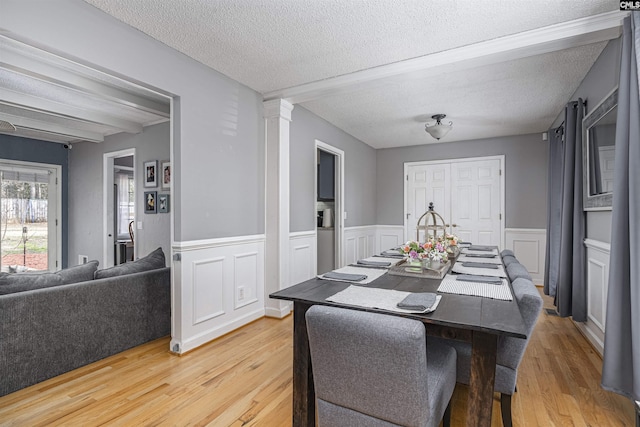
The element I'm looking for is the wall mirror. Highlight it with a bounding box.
[583,87,617,210]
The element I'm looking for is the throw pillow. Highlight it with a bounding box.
[0,271,64,295]
[56,260,99,284]
[94,247,166,279]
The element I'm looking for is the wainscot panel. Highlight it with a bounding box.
[344,226,377,266]
[505,228,547,284]
[171,235,265,354]
[289,230,317,285]
[577,238,611,356]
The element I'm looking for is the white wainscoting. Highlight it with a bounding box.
[171,235,265,354]
[504,228,546,284]
[289,231,317,286]
[376,225,406,253]
[576,239,610,356]
[343,225,405,266]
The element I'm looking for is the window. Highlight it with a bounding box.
[0,160,60,272]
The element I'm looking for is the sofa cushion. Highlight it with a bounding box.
[57,260,99,284]
[0,271,64,295]
[94,247,166,279]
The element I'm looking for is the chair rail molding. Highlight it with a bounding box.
[504,228,546,284]
[578,238,611,355]
[171,234,266,354]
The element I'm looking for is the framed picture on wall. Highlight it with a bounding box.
[158,193,170,213]
[144,160,157,188]
[144,191,157,214]
[161,161,171,190]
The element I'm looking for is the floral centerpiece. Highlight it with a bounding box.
[444,233,460,258]
[401,238,449,267]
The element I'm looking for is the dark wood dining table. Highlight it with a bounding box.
[270,258,527,427]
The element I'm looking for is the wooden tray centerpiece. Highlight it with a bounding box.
[388,258,450,279]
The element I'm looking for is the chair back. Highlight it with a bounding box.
[306,305,431,426]
[497,278,543,370]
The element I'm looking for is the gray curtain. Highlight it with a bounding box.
[544,127,564,297]
[602,15,640,403]
[554,99,586,320]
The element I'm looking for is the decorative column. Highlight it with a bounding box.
[264,99,294,318]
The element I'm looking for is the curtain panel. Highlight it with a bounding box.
[544,127,564,297]
[554,100,587,320]
[602,15,640,403]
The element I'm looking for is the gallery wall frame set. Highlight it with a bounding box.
[143,159,171,214]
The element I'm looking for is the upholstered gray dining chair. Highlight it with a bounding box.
[305,305,457,427]
[431,277,543,427]
[506,262,533,281]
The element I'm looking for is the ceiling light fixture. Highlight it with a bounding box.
[424,114,452,140]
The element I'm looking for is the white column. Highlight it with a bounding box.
[264,99,294,318]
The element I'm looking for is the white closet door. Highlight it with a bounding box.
[450,159,501,246]
[405,163,450,242]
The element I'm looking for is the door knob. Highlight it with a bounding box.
[452,224,458,227]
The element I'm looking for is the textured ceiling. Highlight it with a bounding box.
[80,0,622,148]
[1,1,623,147]
[301,42,608,148]
[83,0,618,93]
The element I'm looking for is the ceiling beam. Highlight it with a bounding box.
[264,11,628,104]
[0,44,170,117]
[0,88,144,134]
[0,112,104,143]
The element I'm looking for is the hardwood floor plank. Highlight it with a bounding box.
[0,290,634,426]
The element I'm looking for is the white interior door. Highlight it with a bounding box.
[405,163,450,241]
[405,156,503,247]
[450,159,502,246]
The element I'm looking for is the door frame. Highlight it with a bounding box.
[404,155,505,249]
[315,140,345,269]
[103,148,136,268]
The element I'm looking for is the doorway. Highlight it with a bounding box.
[315,140,344,273]
[103,148,136,268]
[0,159,61,272]
[404,155,505,248]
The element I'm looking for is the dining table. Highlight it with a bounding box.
[269,252,527,427]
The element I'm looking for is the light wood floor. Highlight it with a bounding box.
[0,290,634,426]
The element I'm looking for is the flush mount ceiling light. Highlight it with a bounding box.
[424,114,452,140]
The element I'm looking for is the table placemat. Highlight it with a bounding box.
[326,285,442,314]
[452,263,507,278]
[437,274,512,301]
[317,266,387,284]
[457,254,503,264]
[461,248,499,256]
[357,256,404,267]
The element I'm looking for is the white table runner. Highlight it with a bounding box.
[452,263,507,278]
[326,285,442,313]
[318,266,387,284]
[457,254,503,264]
[461,248,499,256]
[437,274,512,301]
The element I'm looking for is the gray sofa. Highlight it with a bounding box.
[0,248,170,397]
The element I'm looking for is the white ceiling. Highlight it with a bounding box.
[0,1,626,148]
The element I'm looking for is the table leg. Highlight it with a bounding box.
[467,331,498,427]
[292,302,315,426]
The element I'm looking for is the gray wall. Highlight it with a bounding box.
[551,38,621,244]
[68,123,171,265]
[3,0,264,241]
[376,133,548,229]
[0,135,69,267]
[290,106,377,232]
